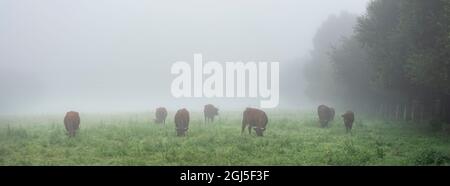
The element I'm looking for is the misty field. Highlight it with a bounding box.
[0,111,449,166]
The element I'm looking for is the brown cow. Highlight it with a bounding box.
[174,108,190,136]
[341,111,355,133]
[317,105,332,128]
[330,107,335,121]
[204,104,219,123]
[155,107,168,124]
[241,108,268,137]
[64,111,80,137]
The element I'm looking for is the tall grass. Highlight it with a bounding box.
[0,111,449,165]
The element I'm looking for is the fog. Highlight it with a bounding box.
[0,0,369,114]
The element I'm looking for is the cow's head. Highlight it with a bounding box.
[213,107,219,116]
[254,127,265,137]
[320,119,329,128]
[67,128,76,137]
[176,128,188,137]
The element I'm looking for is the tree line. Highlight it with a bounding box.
[304,0,450,124]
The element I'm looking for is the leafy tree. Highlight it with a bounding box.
[329,37,375,110]
[303,12,359,103]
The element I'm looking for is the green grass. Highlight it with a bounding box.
[0,111,449,166]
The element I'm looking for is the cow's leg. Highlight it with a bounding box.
[73,128,77,137]
[68,124,74,137]
[241,124,246,134]
[248,126,252,134]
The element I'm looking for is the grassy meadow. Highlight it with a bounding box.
[0,111,449,166]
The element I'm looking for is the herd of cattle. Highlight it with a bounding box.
[63,104,355,137]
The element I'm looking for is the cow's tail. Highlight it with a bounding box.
[262,113,268,131]
[67,122,74,137]
[241,117,246,134]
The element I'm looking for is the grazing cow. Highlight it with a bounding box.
[64,111,80,137]
[204,104,219,123]
[241,108,268,137]
[317,105,332,128]
[155,107,168,124]
[174,108,190,136]
[342,111,355,133]
[330,107,335,121]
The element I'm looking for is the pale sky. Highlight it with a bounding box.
[0,0,370,114]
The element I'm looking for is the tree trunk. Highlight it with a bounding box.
[420,103,424,122]
[403,104,408,121]
[379,104,384,119]
[395,104,400,120]
[411,100,416,122]
[435,99,441,118]
[386,104,392,120]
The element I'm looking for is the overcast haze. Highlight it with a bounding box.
[0,0,370,114]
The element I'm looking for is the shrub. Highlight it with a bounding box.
[442,124,450,135]
[429,119,443,132]
[414,149,450,166]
